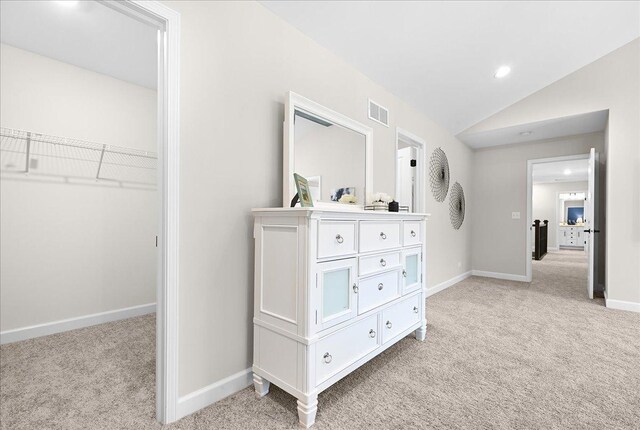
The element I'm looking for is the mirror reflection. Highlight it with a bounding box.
[293,110,366,204]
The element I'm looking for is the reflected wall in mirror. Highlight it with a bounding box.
[294,110,365,204]
[283,92,372,208]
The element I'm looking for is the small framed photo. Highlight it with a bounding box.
[294,173,314,207]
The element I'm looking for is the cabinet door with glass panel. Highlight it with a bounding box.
[316,258,358,330]
[401,248,422,294]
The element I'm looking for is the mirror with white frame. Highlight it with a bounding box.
[283,92,372,208]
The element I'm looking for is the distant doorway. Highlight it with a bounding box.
[395,128,425,213]
[527,151,602,300]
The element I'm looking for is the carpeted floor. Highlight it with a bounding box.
[2,250,639,429]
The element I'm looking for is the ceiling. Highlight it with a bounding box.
[458,110,608,149]
[533,159,589,184]
[261,1,640,134]
[0,1,157,89]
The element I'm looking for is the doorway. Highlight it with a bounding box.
[527,151,602,299]
[0,0,179,424]
[395,128,425,213]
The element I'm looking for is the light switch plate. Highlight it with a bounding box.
[512,212,521,219]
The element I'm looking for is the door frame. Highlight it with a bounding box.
[395,128,426,213]
[526,153,589,282]
[102,0,181,423]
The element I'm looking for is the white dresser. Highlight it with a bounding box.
[558,225,585,249]
[252,207,428,427]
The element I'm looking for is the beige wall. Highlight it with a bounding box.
[0,44,157,331]
[471,133,603,277]
[466,38,639,304]
[162,0,473,397]
[532,182,588,249]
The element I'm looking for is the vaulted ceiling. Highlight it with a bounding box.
[261,1,640,134]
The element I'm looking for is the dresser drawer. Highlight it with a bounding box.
[381,294,422,344]
[315,314,379,385]
[359,251,401,277]
[357,270,401,314]
[318,221,357,259]
[359,221,401,253]
[403,221,422,246]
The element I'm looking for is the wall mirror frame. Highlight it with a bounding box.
[283,91,373,209]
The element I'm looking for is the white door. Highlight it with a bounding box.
[585,148,599,299]
[397,147,415,212]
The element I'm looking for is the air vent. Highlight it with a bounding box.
[368,99,389,127]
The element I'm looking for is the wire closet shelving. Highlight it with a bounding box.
[0,127,157,187]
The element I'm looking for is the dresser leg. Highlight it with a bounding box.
[253,374,270,399]
[297,395,318,428]
[415,320,427,341]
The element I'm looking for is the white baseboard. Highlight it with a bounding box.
[605,298,640,313]
[0,303,156,345]
[176,368,253,420]
[426,271,472,298]
[471,270,529,282]
[547,247,559,251]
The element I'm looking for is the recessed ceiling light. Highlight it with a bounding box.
[564,169,572,175]
[55,1,79,7]
[519,131,532,136]
[494,65,511,79]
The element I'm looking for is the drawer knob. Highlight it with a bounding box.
[352,284,359,293]
[402,270,407,278]
[336,234,344,244]
[413,306,419,314]
[380,258,386,267]
[380,232,387,240]
[323,352,332,364]
[386,320,393,329]
[411,230,416,237]
[369,329,376,338]
[378,283,384,291]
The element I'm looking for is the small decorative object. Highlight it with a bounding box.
[371,192,392,211]
[429,147,450,202]
[330,187,355,202]
[338,194,358,204]
[449,181,465,230]
[388,200,399,212]
[293,173,314,208]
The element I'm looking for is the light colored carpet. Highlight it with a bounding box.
[2,250,639,429]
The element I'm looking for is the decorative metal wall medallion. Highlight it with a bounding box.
[428,147,450,202]
[449,182,465,230]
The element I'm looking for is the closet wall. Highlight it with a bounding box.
[0,44,157,335]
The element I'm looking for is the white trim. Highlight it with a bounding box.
[0,303,155,345]
[605,298,640,313]
[527,153,590,282]
[426,271,472,297]
[395,127,426,213]
[176,369,253,420]
[472,270,529,282]
[283,91,373,208]
[120,1,181,424]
